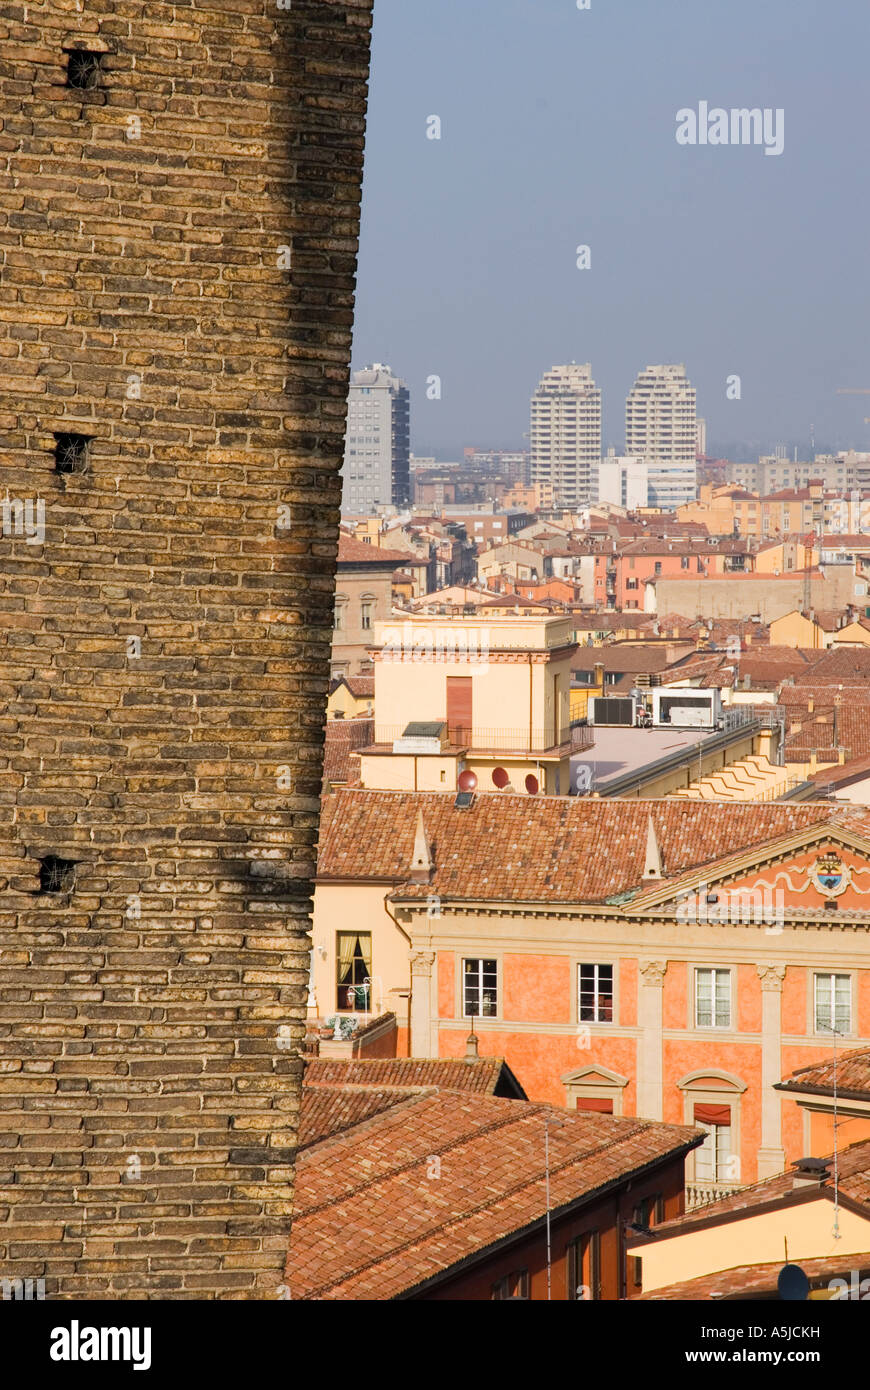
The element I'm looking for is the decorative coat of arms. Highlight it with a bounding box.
[811,852,851,898]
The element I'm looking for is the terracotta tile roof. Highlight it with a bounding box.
[286,1094,700,1299]
[299,1086,418,1149]
[573,644,691,675]
[573,612,657,631]
[785,706,870,760]
[793,647,870,683]
[649,1139,870,1235]
[639,1252,870,1300]
[317,791,846,904]
[303,1056,521,1096]
[476,593,552,610]
[343,676,374,698]
[809,752,870,787]
[775,1046,870,1100]
[337,534,414,566]
[322,717,373,788]
[780,684,870,708]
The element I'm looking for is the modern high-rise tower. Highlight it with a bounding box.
[530,364,602,508]
[625,364,698,508]
[342,364,411,514]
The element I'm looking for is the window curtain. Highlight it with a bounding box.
[694,1103,731,1126]
[337,934,358,984]
[337,934,371,984]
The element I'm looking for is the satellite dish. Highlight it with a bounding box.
[492,767,509,789]
[525,773,539,795]
[457,769,478,793]
[777,1264,810,1301]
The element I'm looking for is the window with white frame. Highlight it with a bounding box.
[814,973,851,1035]
[463,958,497,1018]
[578,964,613,1023]
[695,968,731,1029]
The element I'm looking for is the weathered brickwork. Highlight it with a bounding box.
[0,0,373,1297]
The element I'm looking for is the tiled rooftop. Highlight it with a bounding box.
[776,1046,870,1100]
[322,717,373,788]
[286,1093,700,1299]
[649,1138,870,1235]
[304,1055,520,1095]
[317,790,846,905]
[639,1252,870,1300]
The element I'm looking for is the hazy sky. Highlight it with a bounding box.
[350,0,870,460]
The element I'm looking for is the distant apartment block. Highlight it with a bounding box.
[342,364,411,514]
[625,364,698,508]
[530,364,602,509]
[726,453,865,495]
[598,454,650,509]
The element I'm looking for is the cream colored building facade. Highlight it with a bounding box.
[357,614,578,796]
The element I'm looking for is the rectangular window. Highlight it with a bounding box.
[814,973,851,1035]
[630,1195,664,1288]
[695,968,731,1029]
[578,963,613,1023]
[360,601,373,630]
[693,1105,733,1183]
[463,958,497,1018]
[336,932,372,1011]
[491,1269,528,1300]
[567,1230,600,1301]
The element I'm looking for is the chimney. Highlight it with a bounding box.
[791,1156,830,1189]
[465,1028,479,1059]
[593,662,605,691]
[808,695,814,714]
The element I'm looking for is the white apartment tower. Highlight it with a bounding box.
[530,363,602,508]
[625,364,698,508]
[342,364,411,515]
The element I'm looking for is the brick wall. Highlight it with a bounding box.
[0,0,373,1298]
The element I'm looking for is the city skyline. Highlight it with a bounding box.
[352,0,870,458]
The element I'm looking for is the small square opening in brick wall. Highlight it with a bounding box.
[66,50,104,90]
[38,856,77,894]
[53,433,90,474]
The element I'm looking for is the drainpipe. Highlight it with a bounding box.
[383,891,413,1057]
[529,653,534,755]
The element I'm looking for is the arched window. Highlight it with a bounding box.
[677,1070,746,1203]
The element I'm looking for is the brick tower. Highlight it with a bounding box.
[0,0,373,1297]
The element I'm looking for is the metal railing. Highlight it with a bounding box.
[376,723,577,754]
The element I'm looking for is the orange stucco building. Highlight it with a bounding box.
[313,792,870,1203]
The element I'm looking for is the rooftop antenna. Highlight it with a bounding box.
[827,1022,844,1240]
[542,1106,555,1301]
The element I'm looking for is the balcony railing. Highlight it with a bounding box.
[375,724,580,755]
[685,1180,745,1213]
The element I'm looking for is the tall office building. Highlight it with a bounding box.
[625,364,698,508]
[343,364,410,514]
[530,364,602,508]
